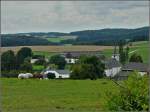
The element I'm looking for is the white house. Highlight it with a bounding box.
[104,58,122,77]
[43,70,70,79]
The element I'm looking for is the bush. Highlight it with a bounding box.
[1,70,26,78]
[16,47,32,66]
[49,55,66,69]
[70,56,105,79]
[47,73,56,79]
[129,53,143,63]
[106,72,149,111]
[20,61,33,72]
[32,55,45,59]
[1,50,17,71]
[70,64,97,80]
[33,65,44,71]
[34,58,46,65]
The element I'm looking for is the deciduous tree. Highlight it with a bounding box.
[49,55,66,69]
[1,50,16,71]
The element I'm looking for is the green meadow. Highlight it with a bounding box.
[33,51,57,59]
[33,65,45,71]
[129,41,149,63]
[1,78,118,112]
[47,36,77,43]
[33,41,149,63]
[103,41,149,63]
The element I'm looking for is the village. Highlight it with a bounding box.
[45,53,147,80]
[1,1,149,112]
[15,45,149,80]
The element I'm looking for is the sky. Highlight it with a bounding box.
[1,1,149,34]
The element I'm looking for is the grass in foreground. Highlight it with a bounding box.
[1,78,118,112]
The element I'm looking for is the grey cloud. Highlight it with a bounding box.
[1,1,149,34]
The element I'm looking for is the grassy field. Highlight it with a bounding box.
[128,41,149,63]
[1,78,118,112]
[103,41,149,63]
[46,36,77,43]
[1,41,148,62]
[33,51,57,59]
[33,65,45,71]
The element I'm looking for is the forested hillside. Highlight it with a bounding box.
[69,26,149,45]
[1,35,59,47]
[1,26,149,46]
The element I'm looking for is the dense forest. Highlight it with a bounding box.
[68,26,149,45]
[1,35,59,46]
[1,26,149,46]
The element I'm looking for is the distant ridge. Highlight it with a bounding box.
[1,26,149,46]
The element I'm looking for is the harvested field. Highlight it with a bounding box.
[1,45,113,53]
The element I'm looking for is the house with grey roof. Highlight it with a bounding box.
[114,62,149,80]
[104,58,122,77]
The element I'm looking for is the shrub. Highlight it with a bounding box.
[32,55,45,59]
[129,53,143,63]
[106,72,149,111]
[1,50,17,71]
[70,56,105,79]
[49,55,66,69]
[70,64,97,80]
[16,47,32,66]
[33,65,44,71]
[34,58,46,65]
[20,61,33,72]
[1,70,26,78]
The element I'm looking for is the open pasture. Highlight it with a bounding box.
[46,36,77,43]
[1,78,118,112]
[103,41,149,63]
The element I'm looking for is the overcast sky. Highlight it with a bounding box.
[1,1,149,34]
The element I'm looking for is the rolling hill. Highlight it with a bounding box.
[1,26,149,46]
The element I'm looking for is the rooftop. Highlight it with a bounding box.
[122,62,149,72]
[61,51,103,58]
[55,70,70,75]
[105,58,121,69]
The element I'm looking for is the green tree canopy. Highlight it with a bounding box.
[119,41,129,64]
[1,50,16,71]
[71,56,105,79]
[49,55,66,69]
[16,47,32,66]
[20,61,32,72]
[70,64,97,80]
[106,72,149,111]
[129,53,143,63]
